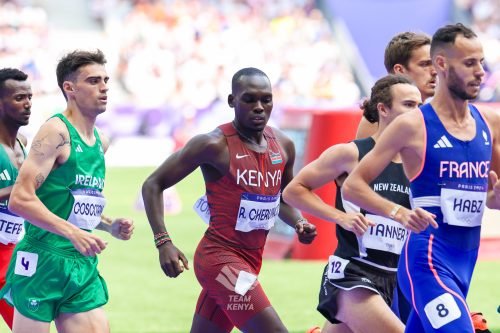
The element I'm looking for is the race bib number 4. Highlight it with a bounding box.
[235,193,280,232]
[68,188,106,230]
[14,251,38,277]
[440,183,486,227]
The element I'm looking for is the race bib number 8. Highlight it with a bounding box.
[235,193,280,232]
[424,293,461,329]
[440,183,486,227]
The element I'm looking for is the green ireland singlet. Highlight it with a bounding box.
[0,141,26,245]
[27,113,106,252]
[1,114,109,321]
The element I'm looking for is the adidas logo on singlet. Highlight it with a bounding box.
[75,144,83,153]
[433,135,453,148]
[0,169,11,181]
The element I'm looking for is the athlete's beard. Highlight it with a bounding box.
[447,66,478,101]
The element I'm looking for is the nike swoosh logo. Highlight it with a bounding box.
[236,153,250,159]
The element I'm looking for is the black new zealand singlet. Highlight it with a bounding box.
[334,137,410,272]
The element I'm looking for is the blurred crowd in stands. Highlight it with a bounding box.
[0,0,499,146]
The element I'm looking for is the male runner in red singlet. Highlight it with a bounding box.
[142,67,317,333]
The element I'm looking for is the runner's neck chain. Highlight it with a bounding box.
[232,121,266,148]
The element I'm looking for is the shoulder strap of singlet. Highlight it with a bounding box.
[352,137,375,161]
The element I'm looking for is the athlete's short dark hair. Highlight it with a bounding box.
[431,23,477,57]
[384,32,431,73]
[361,74,415,123]
[56,49,107,100]
[0,68,28,95]
[231,67,269,93]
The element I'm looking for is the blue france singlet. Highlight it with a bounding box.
[410,103,491,250]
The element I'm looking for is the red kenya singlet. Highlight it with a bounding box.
[204,123,285,254]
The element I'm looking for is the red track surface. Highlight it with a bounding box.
[478,238,500,261]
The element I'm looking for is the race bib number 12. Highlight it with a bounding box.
[327,255,349,280]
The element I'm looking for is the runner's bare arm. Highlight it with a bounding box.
[96,215,134,240]
[142,130,227,277]
[9,119,76,235]
[142,131,226,236]
[283,142,374,236]
[94,128,134,240]
[9,118,108,256]
[284,143,357,220]
[343,113,438,232]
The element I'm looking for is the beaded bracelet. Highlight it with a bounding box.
[155,237,172,248]
[154,231,170,241]
[154,231,172,248]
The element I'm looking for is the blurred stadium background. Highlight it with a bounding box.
[1,0,499,332]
